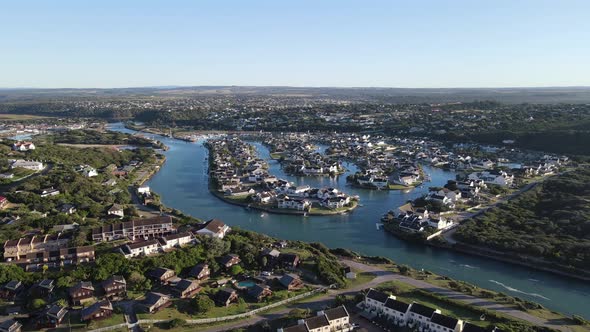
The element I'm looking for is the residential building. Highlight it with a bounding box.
[10,160,44,171]
[279,274,304,291]
[92,216,175,242]
[148,267,176,285]
[107,204,124,218]
[69,281,94,305]
[195,218,230,239]
[140,292,171,313]
[0,319,22,332]
[158,232,195,251]
[248,284,272,302]
[188,263,210,281]
[215,288,239,307]
[173,279,201,299]
[101,275,127,300]
[429,313,462,332]
[80,300,113,322]
[120,239,160,258]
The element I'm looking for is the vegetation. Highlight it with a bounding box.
[455,168,590,271]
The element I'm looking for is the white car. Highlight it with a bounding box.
[261,271,272,276]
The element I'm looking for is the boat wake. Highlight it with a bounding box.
[460,264,478,269]
[489,280,550,300]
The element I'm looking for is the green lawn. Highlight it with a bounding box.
[345,271,376,288]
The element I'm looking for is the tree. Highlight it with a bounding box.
[230,264,243,276]
[261,256,268,268]
[30,298,47,310]
[193,295,214,314]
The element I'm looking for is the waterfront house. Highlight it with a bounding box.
[0,319,22,332]
[80,300,113,322]
[215,288,239,307]
[429,312,462,332]
[279,274,304,291]
[173,279,201,299]
[196,218,230,239]
[277,196,311,211]
[189,263,211,281]
[149,267,176,285]
[68,281,94,305]
[408,303,441,326]
[101,275,127,300]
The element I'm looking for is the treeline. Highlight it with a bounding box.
[455,168,590,270]
[49,129,162,148]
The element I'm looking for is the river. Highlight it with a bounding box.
[109,123,590,318]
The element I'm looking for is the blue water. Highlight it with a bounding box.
[108,123,590,318]
[237,281,257,288]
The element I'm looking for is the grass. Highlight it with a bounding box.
[0,113,51,120]
[388,184,413,190]
[345,271,376,288]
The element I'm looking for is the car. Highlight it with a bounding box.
[261,271,272,276]
[351,323,360,328]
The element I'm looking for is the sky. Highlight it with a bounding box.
[1,0,590,89]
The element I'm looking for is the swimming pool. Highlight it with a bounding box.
[237,280,256,288]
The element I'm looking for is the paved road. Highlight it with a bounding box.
[203,260,583,332]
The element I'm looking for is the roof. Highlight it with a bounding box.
[69,281,94,294]
[216,288,237,303]
[282,324,308,332]
[200,218,227,234]
[305,315,330,330]
[46,304,68,320]
[81,300,112,319]
[279,274,299,288]
[149,267,175,279]
[102,275,126,287]
[175,279,198,291]
[248,284,270,298]
[324,305,349,320]
[0,319,21,331]
[384,298,410,313]
[189,263,209,276]
[366,288,390,303]
[409,302,437,318]
[430,313,459,329]
[143,292,169,306]
[126,239,159,250]
[462,323,487,332]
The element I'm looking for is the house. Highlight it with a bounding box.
[107,204,124,218]
[92,216,175,242]
[39,187,59,197]
[42,304,68,328]
[322,305,350,331]
[69,281,94,305]
[0,196,8,209]
[137,185,150,194]
[31,279,55,298]
[383,298,411,325]
[12,141,35,151]
[364,288,394,312]
[0,281,23,301]
[0,319,22,332]
[120,239,160,258]
[148,267,176,285]
[101,275,127,300]
[248,284,272,302]
[429,312,462,332]
[343,266,356,279]
[279,274,304,291]
[140,292,171,313]
[302,314,331,332]
[77,165,98,177]
[277,197,310,211]
[215,288,239,307]
[11,160,44,171]
[158,232,195,251]
[408,302,440,326]
[173,279,201,298]
[278,253,300,268]
[462,322,487,332]
[188,263,210,281]
[80,300,113,322]
[220,254,241,268]
[59,204,77,215]
[196,219,230,239]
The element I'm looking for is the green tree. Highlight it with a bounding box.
[230,264,243,276]
[193,295,215,314]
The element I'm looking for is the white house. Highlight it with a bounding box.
[121,239,161,258]
[158,232,195,251]
[427,217,453,230]
[408,303,441,327]
[277,197,310,211]
[77,165,98,177]
[429,312,462,332]
[10,160,44,171]
[196,219,230,239]
[383,298,411,325]
[364,288,395,313]
[137,185,150,194]
[13,141,35,151]
[107,204,125,218]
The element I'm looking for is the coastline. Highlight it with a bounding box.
[382,224,590,282]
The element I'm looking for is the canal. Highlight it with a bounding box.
[109,123,590,318]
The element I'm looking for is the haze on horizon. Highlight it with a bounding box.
[1,0,590,89]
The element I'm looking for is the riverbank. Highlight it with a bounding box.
[382,223,590,283]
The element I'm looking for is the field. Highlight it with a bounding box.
[0,113,51,120]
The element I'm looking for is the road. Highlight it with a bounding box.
[202,260,582,332]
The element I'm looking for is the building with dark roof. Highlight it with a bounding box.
[429,312,461,332]
[408,302,441,325]
[383,298,411,322]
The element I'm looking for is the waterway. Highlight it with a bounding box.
[108,123,590,318]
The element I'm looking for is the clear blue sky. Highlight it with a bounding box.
[1,0,589,88]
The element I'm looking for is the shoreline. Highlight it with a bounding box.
[382,224,590,283]
[210,189,359,216]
